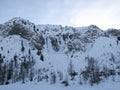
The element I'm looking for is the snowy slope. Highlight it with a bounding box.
[0,17,120,86]
[88,37,120,69]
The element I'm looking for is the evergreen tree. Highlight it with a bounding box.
[40,54,44,61]
[21,40,25,52]
[50,72,56,84]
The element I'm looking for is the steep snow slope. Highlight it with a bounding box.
[88,37,120,69]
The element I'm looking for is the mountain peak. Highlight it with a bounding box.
[3,17,34,28]
[88,24,100,30]
[9,17,28,22]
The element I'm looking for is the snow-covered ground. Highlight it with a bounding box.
[0,81,120,90]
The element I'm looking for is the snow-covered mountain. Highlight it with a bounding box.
[0,17,120,86]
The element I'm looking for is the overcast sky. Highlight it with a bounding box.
[0,0,120,29]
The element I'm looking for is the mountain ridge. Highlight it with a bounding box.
[0,17,120,85]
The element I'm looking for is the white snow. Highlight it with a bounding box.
[88,37,119,57]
